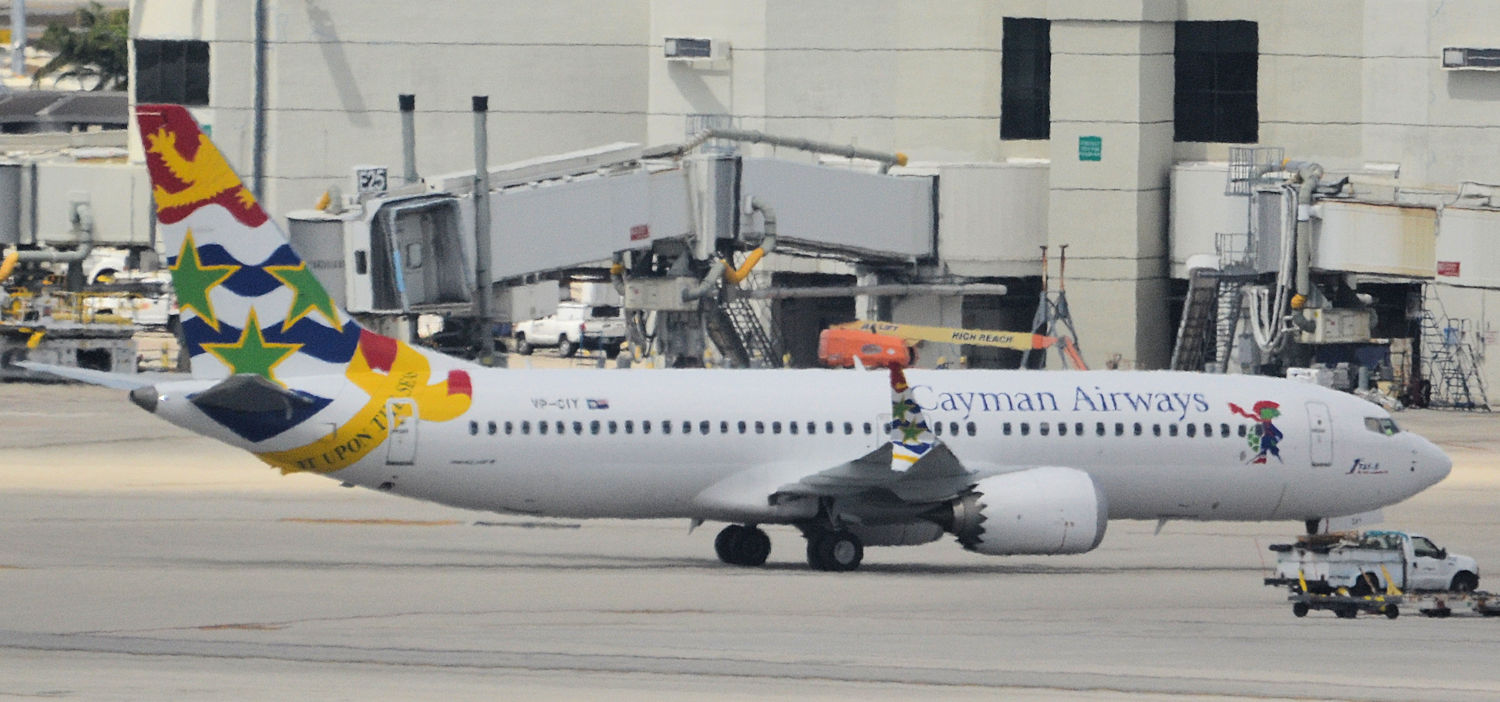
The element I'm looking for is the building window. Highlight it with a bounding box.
[1001,18,1050,140]
[135,39,210,106]
[1174,21,1258,143]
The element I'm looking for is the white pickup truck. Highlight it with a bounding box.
[1267,530,1479,595]
[512,302,627,357]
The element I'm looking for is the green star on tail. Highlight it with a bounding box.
[169,229,238,331]
[265,262,340,330]
[901,422,926,442]
[201,309,301,384]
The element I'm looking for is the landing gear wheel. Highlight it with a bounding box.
[806,530,863,572]
[714,524,771,566]
[558,337,576,357]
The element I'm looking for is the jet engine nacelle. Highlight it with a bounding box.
[945,466,1108,555]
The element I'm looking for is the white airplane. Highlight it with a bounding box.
[23,104,1453,572]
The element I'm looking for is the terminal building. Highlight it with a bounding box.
[14,1,1500,400]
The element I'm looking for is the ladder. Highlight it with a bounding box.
[708,297,782,368]
[1171,269,1252,372]
[1420,310,1490,410]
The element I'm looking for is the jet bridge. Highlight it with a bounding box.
[286,130,937,364]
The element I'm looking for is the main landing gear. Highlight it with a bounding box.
[803,527,863,572]
[714,524,771,566]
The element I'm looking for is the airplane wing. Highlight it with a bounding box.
[14,361,175,390]
[692,366,979,518]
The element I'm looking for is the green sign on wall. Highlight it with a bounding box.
[1078,135,1101,162]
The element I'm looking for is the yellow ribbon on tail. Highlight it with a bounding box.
[257,331,472,474]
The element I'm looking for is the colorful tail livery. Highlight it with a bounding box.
[135,104,474,472]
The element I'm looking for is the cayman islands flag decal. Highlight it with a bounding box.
[888,366,936,471]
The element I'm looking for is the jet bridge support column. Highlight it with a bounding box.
[472,96,496,364]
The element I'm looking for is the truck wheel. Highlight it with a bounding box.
[1383,604,1400,619]
[1334,606,1358,619]
[558,337,576,357]
[1292,602,1309,618]
[1451,572,1479,593]
[515,335,533,355]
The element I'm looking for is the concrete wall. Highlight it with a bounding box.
[132,0,651,218]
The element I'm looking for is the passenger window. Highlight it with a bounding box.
[1220,423,1229,437]
[469,421,478,435]
[572,421,582,435]
[843,422,854,435]
[487,421,496,435]
[1096,422,1105,437]
[505,421,514,435]
[789,422,798,435]
[702,421,711,435]
[738,420,747,434]
[1133,422,1142,436]
[1074,422,1084,436]
[1238,425,1247,437]
[933,422,943,436]
[1186,423,1196,438]
[719,421,728,434]
[755,421,765,434]
[1169,424,1179,437]
[808,421,817,435]
[1115,422,1124,437]
[539,421,549,435]
[825,421,835,434]
[608,420,618,435]
[1152,424,1161,437]
[522,420,531,435]
[1020,422,1030,436]
[863,422,873,435]
[1040,423,1051,437]
[663,421,672,435]
[1203,423,1212,438]
[643,421,652,434]
[624,420,634,434]
[1003,422,1013,436]
[1057,422,1067,437]
[590,420,600,435]
[772,421,782,435]
[967,422,977,437]
[682,421,692,434]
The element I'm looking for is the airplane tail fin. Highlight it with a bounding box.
[888,366,939,472]
[136,104,360,382]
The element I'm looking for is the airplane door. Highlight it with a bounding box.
[386,398,417,465]
[1305,401,1332,466]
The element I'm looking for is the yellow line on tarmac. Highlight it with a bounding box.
[278,518,462,527]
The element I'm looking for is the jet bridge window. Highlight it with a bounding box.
[1364,417,1400,435]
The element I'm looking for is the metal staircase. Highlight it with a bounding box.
[1171,269,1253,373]
[707,297,782,368]
[1420,308,1490,410]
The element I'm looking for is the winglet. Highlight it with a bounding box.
[888,366,938,472]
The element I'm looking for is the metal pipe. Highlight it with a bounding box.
[251,0,267,201]
[651,128,909,173]
[744,283,1008,300]
[10,0,25,79]
[399,94,418,184]
[722,197,777,284]
[471,96,496,363]
[1285,160,1323,332]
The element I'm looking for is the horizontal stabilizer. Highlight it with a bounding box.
[189,373,321,416]
[13,361,171,390]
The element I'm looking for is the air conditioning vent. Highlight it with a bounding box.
[1442,47,1500,70]
[664,37,727,62]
